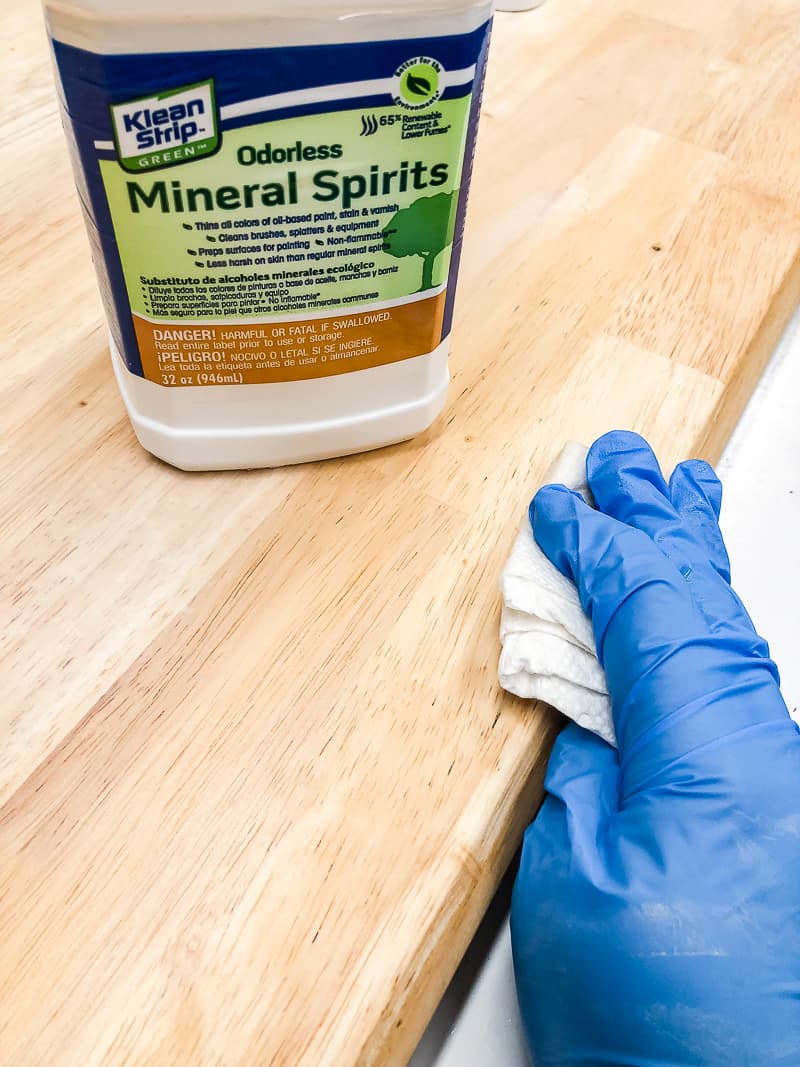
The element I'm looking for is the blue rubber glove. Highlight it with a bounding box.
[510,431,800,1066]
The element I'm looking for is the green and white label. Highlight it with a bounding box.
[55,20,492,387]
[101,98,471,321]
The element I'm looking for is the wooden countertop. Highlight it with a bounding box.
[3,2,800,1063]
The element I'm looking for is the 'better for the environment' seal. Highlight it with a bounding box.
[393,57,444,110]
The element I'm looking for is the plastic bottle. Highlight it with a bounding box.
[43,0,494,469]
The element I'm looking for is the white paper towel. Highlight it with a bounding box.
[498,443,615,746]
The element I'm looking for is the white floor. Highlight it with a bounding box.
[411,308,800,1067]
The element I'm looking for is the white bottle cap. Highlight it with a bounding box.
[495,0,546,10]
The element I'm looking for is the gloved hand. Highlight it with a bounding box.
[510,431,800,1067]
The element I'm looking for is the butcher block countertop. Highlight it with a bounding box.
[3,2,800,1064]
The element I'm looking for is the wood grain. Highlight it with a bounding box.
[3,2,800,1063]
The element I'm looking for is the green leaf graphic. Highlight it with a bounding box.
[406,74,432,97]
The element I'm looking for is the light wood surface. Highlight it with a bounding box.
[3,2,800,1064]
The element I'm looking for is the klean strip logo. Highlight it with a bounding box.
[110,79,219,173]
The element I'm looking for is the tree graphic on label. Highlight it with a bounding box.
[382,192,456,293]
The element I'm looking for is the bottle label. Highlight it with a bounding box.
[53,24,491,387]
